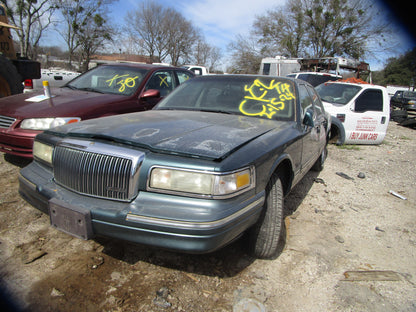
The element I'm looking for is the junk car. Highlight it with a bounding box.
[19,75,329,259]
[316,80,389,145]
[0,63,194,158]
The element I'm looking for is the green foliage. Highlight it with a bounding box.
[373,48,416,86]
[248,0,391,64]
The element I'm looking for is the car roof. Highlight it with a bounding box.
[193,74,295,81]
[95,63,185,71]
[291,71,342,77]
[319,80,387,90]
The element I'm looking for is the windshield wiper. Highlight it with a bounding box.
[197,109,233,114]
[64,85,78,90]
[77,87,105,94]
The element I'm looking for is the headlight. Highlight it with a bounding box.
[21,117,80,130]
[33,141,54,165]
[149,166,255,198]
[408,100,415,105]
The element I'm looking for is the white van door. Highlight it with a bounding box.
[344,88,389,144]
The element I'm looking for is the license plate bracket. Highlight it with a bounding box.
[49,198,93,240]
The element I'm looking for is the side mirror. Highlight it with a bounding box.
[350,101,355,111]
[303,110,315,127]
[141,89,160,99]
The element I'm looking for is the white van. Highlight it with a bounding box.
[315,81,390,145]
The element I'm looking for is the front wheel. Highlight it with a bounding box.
[247,174,286,259]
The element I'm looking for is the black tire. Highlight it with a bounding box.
[0,55,23,98]
[312,145,327,171]
[248,174,286,259]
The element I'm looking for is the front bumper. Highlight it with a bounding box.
[0,129,39,158]
[19,162,265,253]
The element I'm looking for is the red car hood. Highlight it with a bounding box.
[0,87,127,119]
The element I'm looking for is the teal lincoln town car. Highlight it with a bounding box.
[19,75,330,259]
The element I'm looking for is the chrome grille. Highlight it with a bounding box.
[0,115,16,128]
[53,139,144,201]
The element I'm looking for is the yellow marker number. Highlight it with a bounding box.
[106,74,139,93]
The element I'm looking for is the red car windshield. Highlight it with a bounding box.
[66,65,149,96]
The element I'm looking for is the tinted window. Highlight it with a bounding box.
[177,71,193,84]
[156,76,296,121]
[299,85,313,120]
[355,89,383,112]
[145,71,176,97]
[403,91,416,99]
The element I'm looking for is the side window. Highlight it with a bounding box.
[299,85,313,120]
[306,85,325,116]
[262,63,271,75]
[355,89,383,112]
[145,71,176,97]
[176,71,193,84]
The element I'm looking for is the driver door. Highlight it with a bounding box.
[344,88,388,144]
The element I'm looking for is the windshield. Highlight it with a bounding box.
[297,73,340,87]
[315,83,361,105]
[403,91,416,99]
[66,65,148,96]
[155,76,296,121]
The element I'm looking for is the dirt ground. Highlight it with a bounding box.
[0,121,415,312]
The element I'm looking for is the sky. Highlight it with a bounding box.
[113,0,286,49]
[41,0,415,71]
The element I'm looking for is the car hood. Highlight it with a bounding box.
[0,88,126,118]
[48,110,292,160]
[321,100,347,113]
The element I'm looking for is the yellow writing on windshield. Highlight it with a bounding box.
[239,79,295,119]
[106,74,139,92]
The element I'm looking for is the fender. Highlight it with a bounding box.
[330,117,346,145]
[268,153,295,196]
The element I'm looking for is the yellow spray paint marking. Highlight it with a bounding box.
[106,74,139,93]
[159,75,168,87]
[239,79,295,119]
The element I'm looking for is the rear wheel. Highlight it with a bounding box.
[248,174,286,259]
[312,145,327,171]
[0,56,23,97]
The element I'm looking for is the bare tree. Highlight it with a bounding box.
[253,0,305,58]
[1,0,56,58]
[191,40,222,71]
[125,0,200,65]
[126,1,166,62]
[165,9,199,66]
[55,0,113,68]
[227,34,262,74]
[78,13,113,71]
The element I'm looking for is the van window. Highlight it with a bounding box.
[355,89,383,112]
[262,63,271,75]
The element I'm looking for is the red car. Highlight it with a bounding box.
[0,63,194,158]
